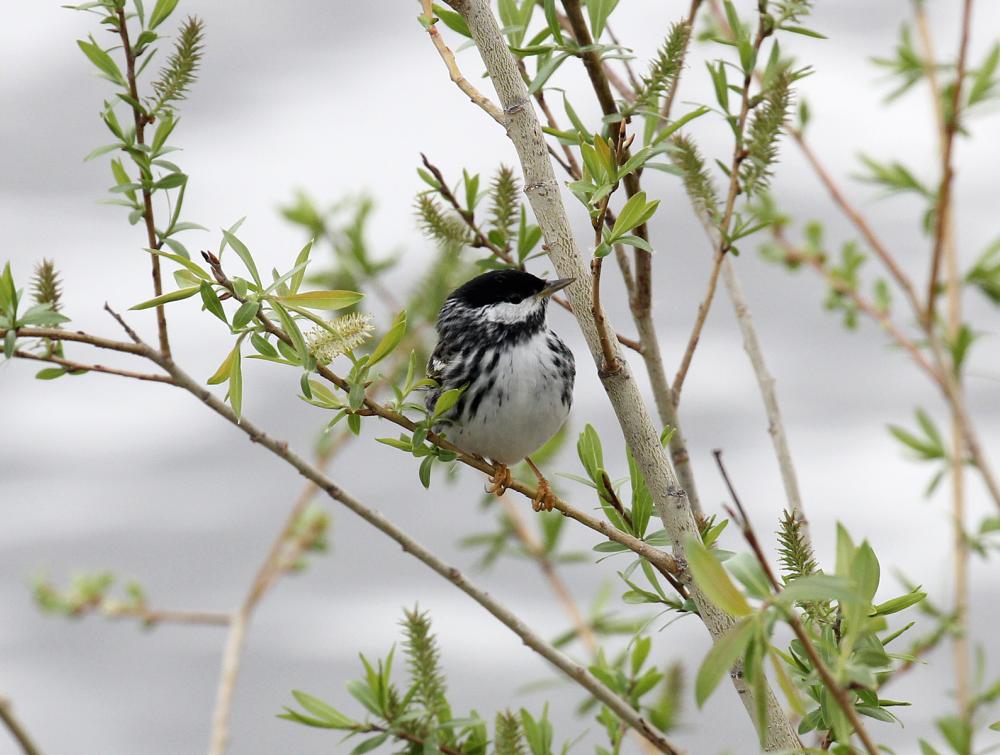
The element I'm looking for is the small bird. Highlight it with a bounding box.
[426,269,576,511]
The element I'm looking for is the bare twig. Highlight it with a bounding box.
[115,9,170,358]
[0,697,43,755]
[105,606,230,626]
[419,0,505,125]
[926,0,974,321]
[671,250,725,404]
[12,349,176,385]
[591,257,622,375]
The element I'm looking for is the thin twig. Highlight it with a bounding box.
[105,606,231,626]
[97,305,682,755]
[12,349,176,385]
[670,250,725,404]
[926,0,974,321]
[0,697,43,755]
[591,257,622,375]
[714,451,879,755]
[115,9,171,358]
[419,0,505,126]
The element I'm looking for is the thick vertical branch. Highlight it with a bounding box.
[115,9,171,358]
[443,1,801,748]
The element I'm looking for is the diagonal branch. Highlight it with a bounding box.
[12,349,176,385]
[0,696,42,755]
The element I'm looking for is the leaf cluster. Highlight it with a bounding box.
[280,607,566,755]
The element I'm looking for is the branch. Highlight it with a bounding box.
[419,0,505,125]
[0,696,43,755]
[209,437,346,755]
[440,1,800,748]
[105,606,230,626]
[97,309,682,755]
[926,0,974,321]
[670,250,725,404]
[115,9,171,358]
[12,349,176,385]
[673,11,770,399]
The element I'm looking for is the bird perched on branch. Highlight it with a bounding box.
[426,269,575,511]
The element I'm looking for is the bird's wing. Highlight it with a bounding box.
[423,337,456,414]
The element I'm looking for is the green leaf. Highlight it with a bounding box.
[207,344,238,385]
[433,387,465,417]
[148,0,180,29]
[778,574,858,606]
[873,589,926,616]
[275,290,364,311]
[272,302,308,362]
[148,248,210,280]
[696,617,754,706]
[289,239,313,294]
[35,367,67,380]
[587,0,620,40]
[851,542,880,602]
[684,536,752,616]
[77,37,126,86]
[609,192,658,241]
[290,691,355,729]
[199,282,227,324]
[153,173,187,190]
[432,3,471,37]
[368,310,407,366]
[418,455,435,488]
[3,329,15,360]
[229,346,243,418]
[725,552,772,600]
[350,733,389,755]
[129,286,199,310]
[232,299,260,330]
[221,230,262,287]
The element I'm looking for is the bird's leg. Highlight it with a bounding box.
[486,461,512,496]
[524,457,556,512]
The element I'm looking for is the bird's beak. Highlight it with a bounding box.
[536,277,575,299]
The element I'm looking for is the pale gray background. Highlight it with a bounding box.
[2,2,1000,754]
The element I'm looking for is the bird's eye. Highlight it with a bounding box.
[505,293,525,304]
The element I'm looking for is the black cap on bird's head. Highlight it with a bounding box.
[447,269,574,308]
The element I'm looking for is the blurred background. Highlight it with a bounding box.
[2,1,1000,753]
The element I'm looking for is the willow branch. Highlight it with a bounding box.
[670,251,725,404]
[12,349,176,385]
[926,0,974,321]
[106,606,230,626]
[115,9,170,358]
[0,697,42,755]
[419,0,504,125]
[772,235,942,387]
[441,1,800,748]
[96,308,681,755]
[913,0,972,718]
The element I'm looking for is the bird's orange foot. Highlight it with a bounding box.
[486,463,512,496]
[531,478,556,512]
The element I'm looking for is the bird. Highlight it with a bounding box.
[425,269,576,512]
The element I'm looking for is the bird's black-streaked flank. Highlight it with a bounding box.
[425,269,575,510]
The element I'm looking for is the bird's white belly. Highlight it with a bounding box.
[449,335,570,465]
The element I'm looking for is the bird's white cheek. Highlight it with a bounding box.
[483,300,541,324]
